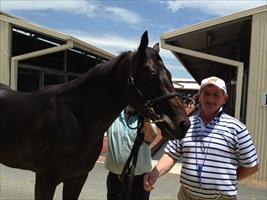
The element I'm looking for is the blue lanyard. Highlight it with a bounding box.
[195,124,214,188]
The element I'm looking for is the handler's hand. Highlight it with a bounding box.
[143,168,159,192]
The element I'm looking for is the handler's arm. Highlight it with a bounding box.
[237,164,259,181]
[144,153,175,191]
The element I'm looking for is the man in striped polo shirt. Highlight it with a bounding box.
[144,76,259,200]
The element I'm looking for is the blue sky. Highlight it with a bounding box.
[1,0,266,79]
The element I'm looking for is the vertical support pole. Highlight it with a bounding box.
[0,20,12,86]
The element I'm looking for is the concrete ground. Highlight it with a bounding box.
[0,157,266,200]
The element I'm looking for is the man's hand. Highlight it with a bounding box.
[143,168,159,191]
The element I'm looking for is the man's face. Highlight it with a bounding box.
[198,85,228,115]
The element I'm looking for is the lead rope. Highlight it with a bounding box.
[119,115,145,200]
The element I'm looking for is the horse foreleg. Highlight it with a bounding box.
[62,173,89,200]
[35,173,58,200]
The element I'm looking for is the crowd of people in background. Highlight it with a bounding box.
[182,93,198,108]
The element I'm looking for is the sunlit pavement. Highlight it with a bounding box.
[0,158,266,200]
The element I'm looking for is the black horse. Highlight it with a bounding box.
[0,31,190,199]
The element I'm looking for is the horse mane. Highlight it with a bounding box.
[39,51,132,96]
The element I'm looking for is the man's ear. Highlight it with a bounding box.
[223,95,229,104]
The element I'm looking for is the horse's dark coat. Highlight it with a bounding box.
[0,31,190,199]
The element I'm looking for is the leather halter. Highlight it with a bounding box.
[119,78,181,200]
[127,77,180,122]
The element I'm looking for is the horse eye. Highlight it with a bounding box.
[148,73,158,84]
[149,72,157,79]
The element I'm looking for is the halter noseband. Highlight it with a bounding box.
[127,77,180,123]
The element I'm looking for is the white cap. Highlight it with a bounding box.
[200,76,227,94]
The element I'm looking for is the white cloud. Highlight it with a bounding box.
[81,34,174,60]
[1,0,98,14]
[66,30,140,54]
[64,30,185,76]
[1,0,143,26]
[166,0,267,16]
[67,30,168,55]
[104,7,143,24]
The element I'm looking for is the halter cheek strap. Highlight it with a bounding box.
[127,77,180,123]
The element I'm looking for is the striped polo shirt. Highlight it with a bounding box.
[165,109,258,199]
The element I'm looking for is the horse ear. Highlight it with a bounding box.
[132,31,149,71]
[139,31,149,51]
[110,31,149,83]
[153,43,160,53]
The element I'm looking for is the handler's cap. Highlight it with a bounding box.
[200,76,227,95]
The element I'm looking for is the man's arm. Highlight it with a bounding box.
[237,164,259,181]
[143,153,175,191]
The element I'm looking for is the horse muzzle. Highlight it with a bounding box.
[155,114,190,140]
[126,79,190,139]
[142,97,190,140]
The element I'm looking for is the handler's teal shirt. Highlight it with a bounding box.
[104,111,152,175]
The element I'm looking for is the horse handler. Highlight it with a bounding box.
[105,105,158,200]
[144,76,259,200]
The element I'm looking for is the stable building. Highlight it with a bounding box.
[161,5,267,183]
[0,11,115,91]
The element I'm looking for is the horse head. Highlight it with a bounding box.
[125,31,190,140]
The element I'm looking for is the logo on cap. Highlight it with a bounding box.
[207,77,219,84]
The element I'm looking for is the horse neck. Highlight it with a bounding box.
[65,68,129,134]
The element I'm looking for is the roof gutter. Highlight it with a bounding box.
[10,40,74,89]
[161,5,267,40]
[69,36,115,60]
[161,40,244,119]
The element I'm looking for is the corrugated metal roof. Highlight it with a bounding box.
[161,5,267,41]
[160,5,266,84]
[0,11,115,60]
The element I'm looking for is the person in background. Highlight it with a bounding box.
[105,105,158,200]
[144,76,259,200]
